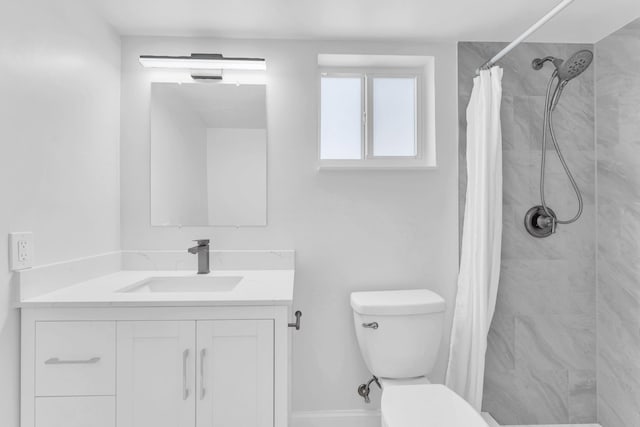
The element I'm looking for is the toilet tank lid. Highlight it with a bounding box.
[350,289,445,315]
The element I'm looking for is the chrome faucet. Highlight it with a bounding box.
[187,239,210,274]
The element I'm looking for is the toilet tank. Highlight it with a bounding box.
[351,289,446,379]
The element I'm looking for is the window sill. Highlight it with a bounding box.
[317,164,438,171]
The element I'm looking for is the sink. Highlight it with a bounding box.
[120,275,243,293]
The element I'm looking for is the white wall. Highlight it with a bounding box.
[120,37,458,413]
[0,1,121,425]
[151,85,209,225]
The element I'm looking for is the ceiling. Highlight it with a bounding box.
[90,0,640,44]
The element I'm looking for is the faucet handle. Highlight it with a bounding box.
[193,239,210,246]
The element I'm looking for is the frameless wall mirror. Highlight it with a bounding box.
[150,82,267,226]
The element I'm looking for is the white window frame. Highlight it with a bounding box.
[318,66,431,170]
[318,72,366,161]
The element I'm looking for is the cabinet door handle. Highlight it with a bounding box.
[45,357,101,365]
[182,349,190,400]
[200,348,207,400]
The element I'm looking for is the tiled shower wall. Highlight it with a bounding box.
[595,18,640,427]
[458,42,596,424]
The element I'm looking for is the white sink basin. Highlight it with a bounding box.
[120,275,243,293]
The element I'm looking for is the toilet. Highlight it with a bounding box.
[351,289,488,427]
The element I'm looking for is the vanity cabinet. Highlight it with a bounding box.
[21,307,289,427]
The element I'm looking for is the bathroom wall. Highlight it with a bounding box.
[595,17,640,427]
[0,1,121,426]
[458,42,596,424]
[120,37,459,420]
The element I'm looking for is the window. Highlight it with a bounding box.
[317,55,435,169]
[320,76,363,160]
[371,76,417,157]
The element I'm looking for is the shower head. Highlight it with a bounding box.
[555,50,593,82]
[532,50,593,82]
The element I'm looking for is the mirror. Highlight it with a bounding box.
[150,82,267,226]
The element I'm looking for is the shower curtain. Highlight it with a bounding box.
[445,66,503,410]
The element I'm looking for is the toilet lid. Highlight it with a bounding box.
[382,384,488,427]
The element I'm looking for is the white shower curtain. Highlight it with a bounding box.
[445,67,503,410]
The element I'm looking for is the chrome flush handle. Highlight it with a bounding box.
[362,322,379,329]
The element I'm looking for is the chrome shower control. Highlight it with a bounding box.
[524,205,557,238]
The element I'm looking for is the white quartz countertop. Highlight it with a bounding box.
[19,270,295,308]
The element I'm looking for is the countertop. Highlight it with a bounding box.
[19,270,295,308]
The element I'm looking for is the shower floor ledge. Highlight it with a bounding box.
[483,413,601,427]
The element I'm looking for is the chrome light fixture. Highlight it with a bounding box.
[139,53,266,81]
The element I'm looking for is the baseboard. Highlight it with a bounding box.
[291,410,381,427]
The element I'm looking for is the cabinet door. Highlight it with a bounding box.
[117,321,196,427]
[196,320,274,427]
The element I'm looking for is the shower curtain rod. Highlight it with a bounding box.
[476,0,576,73]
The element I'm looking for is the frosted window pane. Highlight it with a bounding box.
[372,77,416,157]
[320,77,362,160]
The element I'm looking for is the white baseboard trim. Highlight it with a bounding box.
[291,410,381,427]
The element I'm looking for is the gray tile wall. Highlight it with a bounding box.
[595,18,640,427]
[458,42,596,424]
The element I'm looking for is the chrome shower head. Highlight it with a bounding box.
[531,49,593,82]
[555,50,593,82]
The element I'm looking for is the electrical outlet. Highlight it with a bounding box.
[9,232,34,271]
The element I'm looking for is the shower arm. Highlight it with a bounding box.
[532,56,558,70]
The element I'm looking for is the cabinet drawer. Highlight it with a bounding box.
[35,321,116,396]
[35,396,115,427]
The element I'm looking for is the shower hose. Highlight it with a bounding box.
[538,70,584,225]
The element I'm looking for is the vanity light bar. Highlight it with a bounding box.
[139,53,266,71]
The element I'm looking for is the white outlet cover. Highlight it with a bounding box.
[9,232,34,271]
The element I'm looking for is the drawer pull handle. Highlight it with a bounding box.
[200,348,207,400]
[45,357,101,365]
[182,349,190,400]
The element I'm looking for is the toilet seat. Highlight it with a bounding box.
[381,384,488,427]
